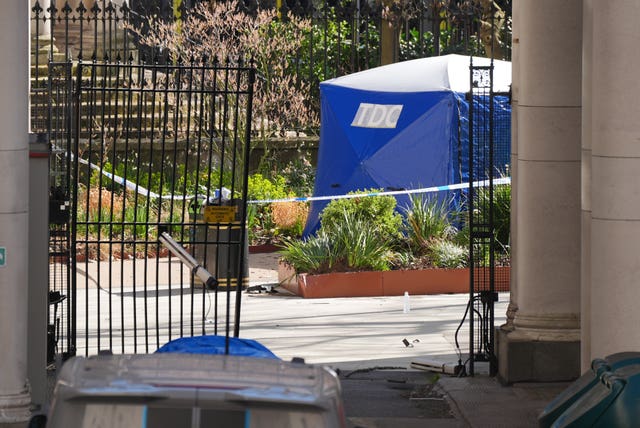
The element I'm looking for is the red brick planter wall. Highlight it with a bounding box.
[278,264,510,298]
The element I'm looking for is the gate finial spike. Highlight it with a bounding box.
[32,1,43,14]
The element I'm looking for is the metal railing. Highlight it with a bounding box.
[30,0,511,103]
[45,58,255,357]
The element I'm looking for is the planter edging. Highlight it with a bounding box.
[277,263,510,298]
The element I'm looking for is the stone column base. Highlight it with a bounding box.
[497,327,581,385]
[0,390,31,423]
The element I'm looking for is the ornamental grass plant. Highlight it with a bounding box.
[280,191,482,274]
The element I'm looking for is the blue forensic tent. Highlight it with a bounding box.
[304,54,512,235]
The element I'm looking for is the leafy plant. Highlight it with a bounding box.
[247,173,290,201]
[295,5,381,84]
[476,176,511,254]
[320,190,403,242]
[279,231,334,274]
[403,194,459,255]
[330,210,392,272]
[280,208,392,274]
[399,28,435,61]
[246,172,312,244]
[280,154,316,197]
[428,239,468,269]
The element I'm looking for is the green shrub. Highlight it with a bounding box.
[428,239,469,269]
[247,173,290,201]
[320,190,403,243]
[279,232,334,274]
[403,194,459,254]
[247,173,292,244]
[476,178,511,254]
[280,208,392,274]
[330,209,392,272]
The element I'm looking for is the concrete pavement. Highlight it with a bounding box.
[237,287,566,428]
[39,252,568,427]
[244,253,567,427]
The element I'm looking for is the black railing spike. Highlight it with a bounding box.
[120,1,130,15]
[128,52,135,63]
[90,2,100,15]
[115,52,122,63]
[290,0,305,16]
[32,1,43,15]
[236,0,248,14]
[105,1,116,15]
[280,0,290,21]
[76,1,86,15]
[160,1,172,20]
[177,1,188,16]
[47,2,58,17]
[62,1,72,15]
[91,51,97,62]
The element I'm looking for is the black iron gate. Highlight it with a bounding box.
[49,59,255,358]
[47,61,75,362]
[467,60,511,376]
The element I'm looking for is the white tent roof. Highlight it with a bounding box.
[322,54,511,93]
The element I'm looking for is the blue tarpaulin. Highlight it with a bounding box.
[304,54,511,235]
[156,335,280,359]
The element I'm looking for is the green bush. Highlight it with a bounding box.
[475,178,511,254]
[247,173,290,201]
[331,209,392,272]
[403,194,459,254]
[428,239,468,269]
[280,186,510,273]
[279,232,334,274]
[246,173,287,244]
[280,208,392,274]
[298,10,380,86]
[320,190,403,242]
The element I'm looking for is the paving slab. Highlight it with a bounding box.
[63,253,567,427]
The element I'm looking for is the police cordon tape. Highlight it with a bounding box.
[74,151,511,204]
[247,177,511,204]
[76,155,194,200]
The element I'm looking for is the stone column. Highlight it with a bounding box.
[498,0,582,383]
[580,0,593,372]
[589,1,640,359]
[0,0,32,422]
